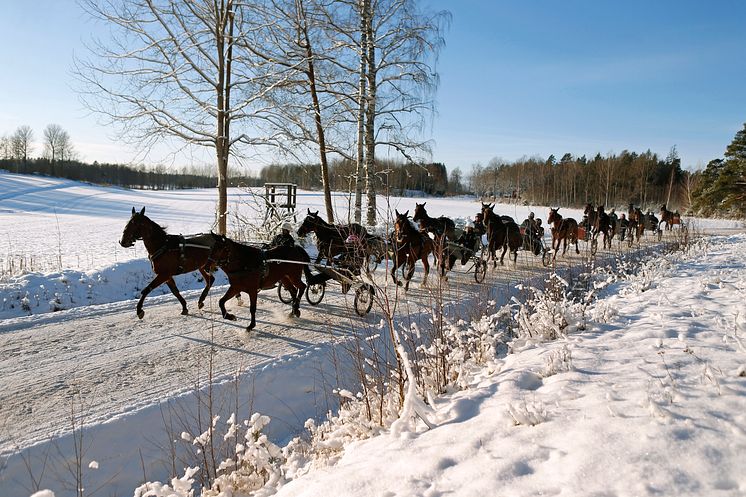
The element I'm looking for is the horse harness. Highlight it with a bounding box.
[149,234,214,273]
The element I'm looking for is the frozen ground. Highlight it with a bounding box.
[1,171,744,496]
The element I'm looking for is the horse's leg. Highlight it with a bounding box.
[247,289,258,332]
[165,278,189,315]
[391,250,404,287]
[136,273,169,319]
[420,250,430,288]
[287,273,305,318]
[197,266,215,309]
[499,244,507,265]
[219,285,241,321]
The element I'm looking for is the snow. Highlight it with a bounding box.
[1,170,745,497]
[271,235,746,497]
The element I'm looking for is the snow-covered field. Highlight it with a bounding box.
[1,170,745,497]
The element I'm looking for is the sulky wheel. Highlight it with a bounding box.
[474,258,487,283]
[277,284,294,304]
[305,282,326,306]
[354,284,374,316]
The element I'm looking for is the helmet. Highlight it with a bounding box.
[345,234,360,244]
[465,221,474,229]
[282,222,292,231]
[528,212,535,219]
[535,218,542,225]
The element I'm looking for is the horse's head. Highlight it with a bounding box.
[209,234,232,265]
[584,203,593,215]
[547,208,561,226]
[480,203,494,222]
[394,209,410,242]
[120,207,147,248]
[412,202,427,222]
[297,211,319,237]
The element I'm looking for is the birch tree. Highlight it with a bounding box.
[242,0,348,223]
[75,0,287,234]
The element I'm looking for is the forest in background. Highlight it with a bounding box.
[2,122,745,217]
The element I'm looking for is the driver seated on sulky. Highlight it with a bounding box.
[270,222,296,248]
[520,212,542,240]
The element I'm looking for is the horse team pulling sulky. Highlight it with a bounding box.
[120,201,683,331]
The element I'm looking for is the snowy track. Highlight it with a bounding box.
[0,241,648,456]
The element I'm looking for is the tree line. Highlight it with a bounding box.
[0,156,261,190]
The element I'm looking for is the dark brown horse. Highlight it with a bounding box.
[210,235,311,331]
[585,203,613,250]
[547,208,579,260]
[297,209,368,264]
[627,204,642,245]
[481,203,522,266]
[412,202,456,242]
[392,210,432,289]
[119,207,219,319]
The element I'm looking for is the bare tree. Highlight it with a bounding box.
[75,0,289,234]
[43,124,70,163]
[361,0,449,224]
[11,125,34,163]
[242,0,346,223]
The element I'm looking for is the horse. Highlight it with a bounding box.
[392,210,432,289]
[627,204,642,245]
[547,208,579,260]
[590,204,613,250]
[119,207,220,319]
[210,235,311,331]
[296,209,368,264]
[659,204,680,231]
[481,204,522,266]
[412,202,457,274]
[412,202,456,242]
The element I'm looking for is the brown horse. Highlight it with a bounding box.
[119,207,219,319]
[210,235,311,331]
[297,209,368,264]
[547,208,579,260]
[412,202,456,242]
[392,210,432,289]
[585,203,613,250]
[659,204,681,230]
[481,203,522,266]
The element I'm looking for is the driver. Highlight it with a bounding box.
[270,222,296,248]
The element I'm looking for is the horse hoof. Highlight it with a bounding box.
[181,309,188,316]
[247,323,255,332]
[224,313,237,321]
[137,310,144,319]
[197,301,204,310]
[293,308,301,318]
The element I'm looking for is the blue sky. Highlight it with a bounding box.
[1,0,745,173]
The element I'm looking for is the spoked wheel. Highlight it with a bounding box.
[305,282,326,306]
[277,284,294,304]
[474,258,487,283]
[354,283,374,316]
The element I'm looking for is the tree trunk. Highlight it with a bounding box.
[354,0,368,224]
[363,0,376,226]
[215,3,233,235]
[299,0,334,223]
